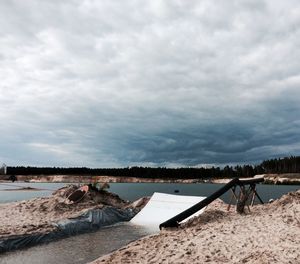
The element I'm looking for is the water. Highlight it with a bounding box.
[109,182,300,204]
[1,182,299,204]
[0,223,154,264]
[0,182,67,203]
[0,182,299,264]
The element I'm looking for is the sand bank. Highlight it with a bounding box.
[0,185,147,250]
[211,174,300,185]
[1,175,200,183]
[1,187,42,191]
[258,173,300,185]
[2,173,300,185]
[91,189,300,264]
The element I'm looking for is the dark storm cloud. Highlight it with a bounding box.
[0,0,300,167]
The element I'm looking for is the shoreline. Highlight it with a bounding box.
[1,173,300,185]
[1,187,43,191]
[0,175,201,184]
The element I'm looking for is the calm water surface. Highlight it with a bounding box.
[0,182,67,203]
[0,223,154,264]
[1,182,299,204]
[109,182,300,203]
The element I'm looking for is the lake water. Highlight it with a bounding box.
[0,222,154,264]
[1,181,299,204]
[0,182,66,203]
[0,182,299,264]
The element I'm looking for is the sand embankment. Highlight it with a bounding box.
[257,173,300,185]
[0,185,146,240]
[91,189,300,264]
[210,174,300,185]
[1,175,201,183]
[2,173,300,185]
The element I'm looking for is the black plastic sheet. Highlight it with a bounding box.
[0,207,136,253]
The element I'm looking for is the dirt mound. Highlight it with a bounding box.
[271,189,300,207]
[0,185,134,239]
[180,199,229,229]
[53,184,128,208]
[264,189,300,228]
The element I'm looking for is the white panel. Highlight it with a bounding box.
[130,192,206,231]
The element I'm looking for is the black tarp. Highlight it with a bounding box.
[0,207,136,253]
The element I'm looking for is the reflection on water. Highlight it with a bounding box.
[0,222,155,264]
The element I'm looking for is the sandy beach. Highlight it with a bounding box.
[91,189,300,264]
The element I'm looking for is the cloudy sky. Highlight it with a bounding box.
[0,0,300,168]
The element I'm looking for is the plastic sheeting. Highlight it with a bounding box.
[130,192,206,230]
[54,207,136,236]
[0,207,136,253]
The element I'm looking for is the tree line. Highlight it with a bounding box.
[6,156,300,179]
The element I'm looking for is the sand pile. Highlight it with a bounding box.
[271,189,300,208]
[92,189,300,264]
[0,185,135,239]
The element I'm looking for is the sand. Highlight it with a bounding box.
[3,175,200,183]
[0,185,140,239]
[91,189,300,264]
[3,173,300,185]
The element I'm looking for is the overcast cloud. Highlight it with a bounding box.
[0,0,300,167]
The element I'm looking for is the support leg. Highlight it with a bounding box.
[250,185,256,206]
[227,187,237,211]
[253,189,264,204]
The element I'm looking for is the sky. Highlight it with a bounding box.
[0,0,300,168]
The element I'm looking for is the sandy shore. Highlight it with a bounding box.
[2,173,300,184]
[1,175,201,183]
[91,189,300,264]
[1,187,43,191]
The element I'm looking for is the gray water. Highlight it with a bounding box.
[0,182,299,264]
[0,182,67,203]
[109,182,300,204]
[0,223,154,264]
[1,182,299,204]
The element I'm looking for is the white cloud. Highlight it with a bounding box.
[0,0,300,167]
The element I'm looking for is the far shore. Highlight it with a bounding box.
[1,187,43,191]
[1,173,300,185]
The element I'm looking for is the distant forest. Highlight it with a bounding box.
[6,156,300,179]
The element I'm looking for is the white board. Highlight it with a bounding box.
[130,192,206,231]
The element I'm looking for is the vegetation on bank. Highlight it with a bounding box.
[5,156,300,180]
